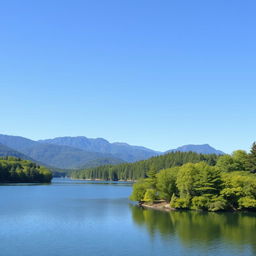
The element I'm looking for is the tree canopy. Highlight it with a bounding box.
[71,151,219,181]
[0,157,52,183]
[130,143,256,211]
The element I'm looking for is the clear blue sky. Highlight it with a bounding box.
[0,0,255,153]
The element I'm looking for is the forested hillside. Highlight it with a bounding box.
[130,143,256,211]
[0,157,52,183]
[71,151,219,180]
[0,143,33,160]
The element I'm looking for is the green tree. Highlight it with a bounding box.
[145,167,157,189]
[191,196,209,210]
[143,189,157,203]
[129,180,149,202]
[248,142,256,172]
[238,196,256,209]
[170,194,190,209]
[0,157,52,183]
[156,167,178,202]
[176,163,199,198]
[193,163,222,196]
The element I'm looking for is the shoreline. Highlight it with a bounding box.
[139,202,256,213]
[139,201,175,212]
[70,178,136,182]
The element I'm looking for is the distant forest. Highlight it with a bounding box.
[0,157,52,183]
[71,151,219,180]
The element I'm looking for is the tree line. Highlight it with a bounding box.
[0,157,52,183]
[71,151,219,180]
[130,143,256,211]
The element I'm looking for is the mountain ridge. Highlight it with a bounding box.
[0,134,225,170]
[167,144,224,155]
[39,136,159,162]
[0,135,124,169]
[0,143,34,160]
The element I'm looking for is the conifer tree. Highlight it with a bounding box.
[249,142,256,172]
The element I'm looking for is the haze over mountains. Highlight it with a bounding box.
[0,134,224,170]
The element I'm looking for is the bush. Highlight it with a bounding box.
[238,197,256,210]
[170,195,190,209]
[129,181,149,202]
[143,189,157,203]
[191,196,209,210]
[208,196,227,211]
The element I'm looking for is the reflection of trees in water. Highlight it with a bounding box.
[130,205,176,239]
[130,205,256,252]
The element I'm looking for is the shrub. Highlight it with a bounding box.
[143,189,157,203]
[208,196,227,211]
[238,197,256,210]
[191,196,209,210]
[170,195,190,209]
[129,181,149,202]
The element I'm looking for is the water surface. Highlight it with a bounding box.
[0,178,255,256]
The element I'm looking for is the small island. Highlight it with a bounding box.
[130,143,256,212]
[0,157,52,183]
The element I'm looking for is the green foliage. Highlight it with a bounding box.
[129,180,149,202]
[0,157,52,183]
[176,163,199,197]
[248,142,256,172]
[170,195,190,209]
[191,196,210,210]
[208,196,227,211]
[220,187,243,208]
[145,168,157,189]
[131,143,256,211]
[176,162,221,198]
[232,150,250,171]
[238,197,256,209]
[156,167,178,201]
[220,171,256,209]
[194,163,222,195]
[143,189,157,203]
[71,151,219,181]
[216,150,250,172]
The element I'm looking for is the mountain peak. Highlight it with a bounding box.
[167,144,224,155]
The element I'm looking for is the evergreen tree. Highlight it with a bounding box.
[248,142,256,172]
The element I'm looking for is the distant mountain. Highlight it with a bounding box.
[0,134,37,151]
[0,142,62,172]
[39,136,160,162]
[0,143,33,160]
[21,143,125,169]
[166,144,224,155]
[0,135,124,169]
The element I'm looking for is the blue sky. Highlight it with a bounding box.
[0,0,255,153]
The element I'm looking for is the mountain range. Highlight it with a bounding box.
[0,134,224,170]
[0,143,34,160]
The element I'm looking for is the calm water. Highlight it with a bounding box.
[0,178,255,256]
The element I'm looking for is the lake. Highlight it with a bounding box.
[0,178,255,256]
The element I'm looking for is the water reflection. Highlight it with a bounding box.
[130,206,256,253]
